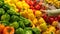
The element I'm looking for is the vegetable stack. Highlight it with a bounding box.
[0,0,41,34]
[0,0,60,34]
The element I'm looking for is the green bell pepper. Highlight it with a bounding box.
[1,13,10,21]
[24,29,33,34]
[9,21,19,29]
[0,8,5,16]
[15,28,24,34]
[32,27,41,34]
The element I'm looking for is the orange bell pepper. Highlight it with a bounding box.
[0,24,5,33]
[3,26,14,34]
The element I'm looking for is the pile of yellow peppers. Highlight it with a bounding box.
[4,0,60,34]
[4,0,30,12]
[45,0,60,8]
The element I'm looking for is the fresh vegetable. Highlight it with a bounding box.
[48,17,55,24]
[11,15,20,22]
[39,22,47,31]
[24,29,33,34]
[1,13,10,21]
[18,21,25,28]
[9,21,19,29]
[3,26,14,34]
[20,15,32,27]
[25,0,46,10]
[3,3,10,11]
[7,9,17,15]
[32,27,41,34]
[52,21,58,27]
[15,28,24,34]
[35,5,41,10]
[24,27,32,30]
[0,8,5,16]
[57,15,60,21]
[1,21,9,26]
[24,19,31,27]
[0,24,5,33]
[0,1,4,7]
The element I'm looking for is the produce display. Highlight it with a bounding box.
[0,0,60,34]
[45,0,60,9]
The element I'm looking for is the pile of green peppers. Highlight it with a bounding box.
[0,0,41,34]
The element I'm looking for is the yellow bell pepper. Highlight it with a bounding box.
[38,17,46,24]
[27,9,33,14]
[28,14,35,21]
[20,9,34,19]
[45,0,60,8]
[22,1,30,9]
[42,31,55,34]
[40,22,47,31]
[4,0,11,3]
[16,1,23,9]
[52,21,59,27]
[43,26,56,34]
[48,26,56,32]
[32,18,38,25]
[20,11,29,18]
[35,10,42,19]
[12,0,19,4]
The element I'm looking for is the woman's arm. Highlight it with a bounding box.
[41,9,60,16]
[46,9,60,16]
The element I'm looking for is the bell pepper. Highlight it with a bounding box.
[0,8,5,16]
[0,24,5,33]
[35,10,42,18]
[12,0,19,4]
[42,31,55,34]
[32,18,38,25]
[23,19,31,27]
[3,26,14,34]
[32,27,41,34]
[0,1,4,7]
[38,17,46,24]
[10,15,20,22]
[39,22,47,31]
[22,1,30,9]
[24,27,32,30]
[16,1,23,9]
[1,13,10,21]
[28,14,35,21]
[1,21,9,26]
[20,9,35,21]
[24,29,33,34]
[4,0,11,3]
[48,26,56,32]
[18,21,25,28]
[2,3,11,11]
[20,10,29,18]
[52,21,59,27]
[9,21,19,29]
[15,28,24,34]
[27,9,33,14]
